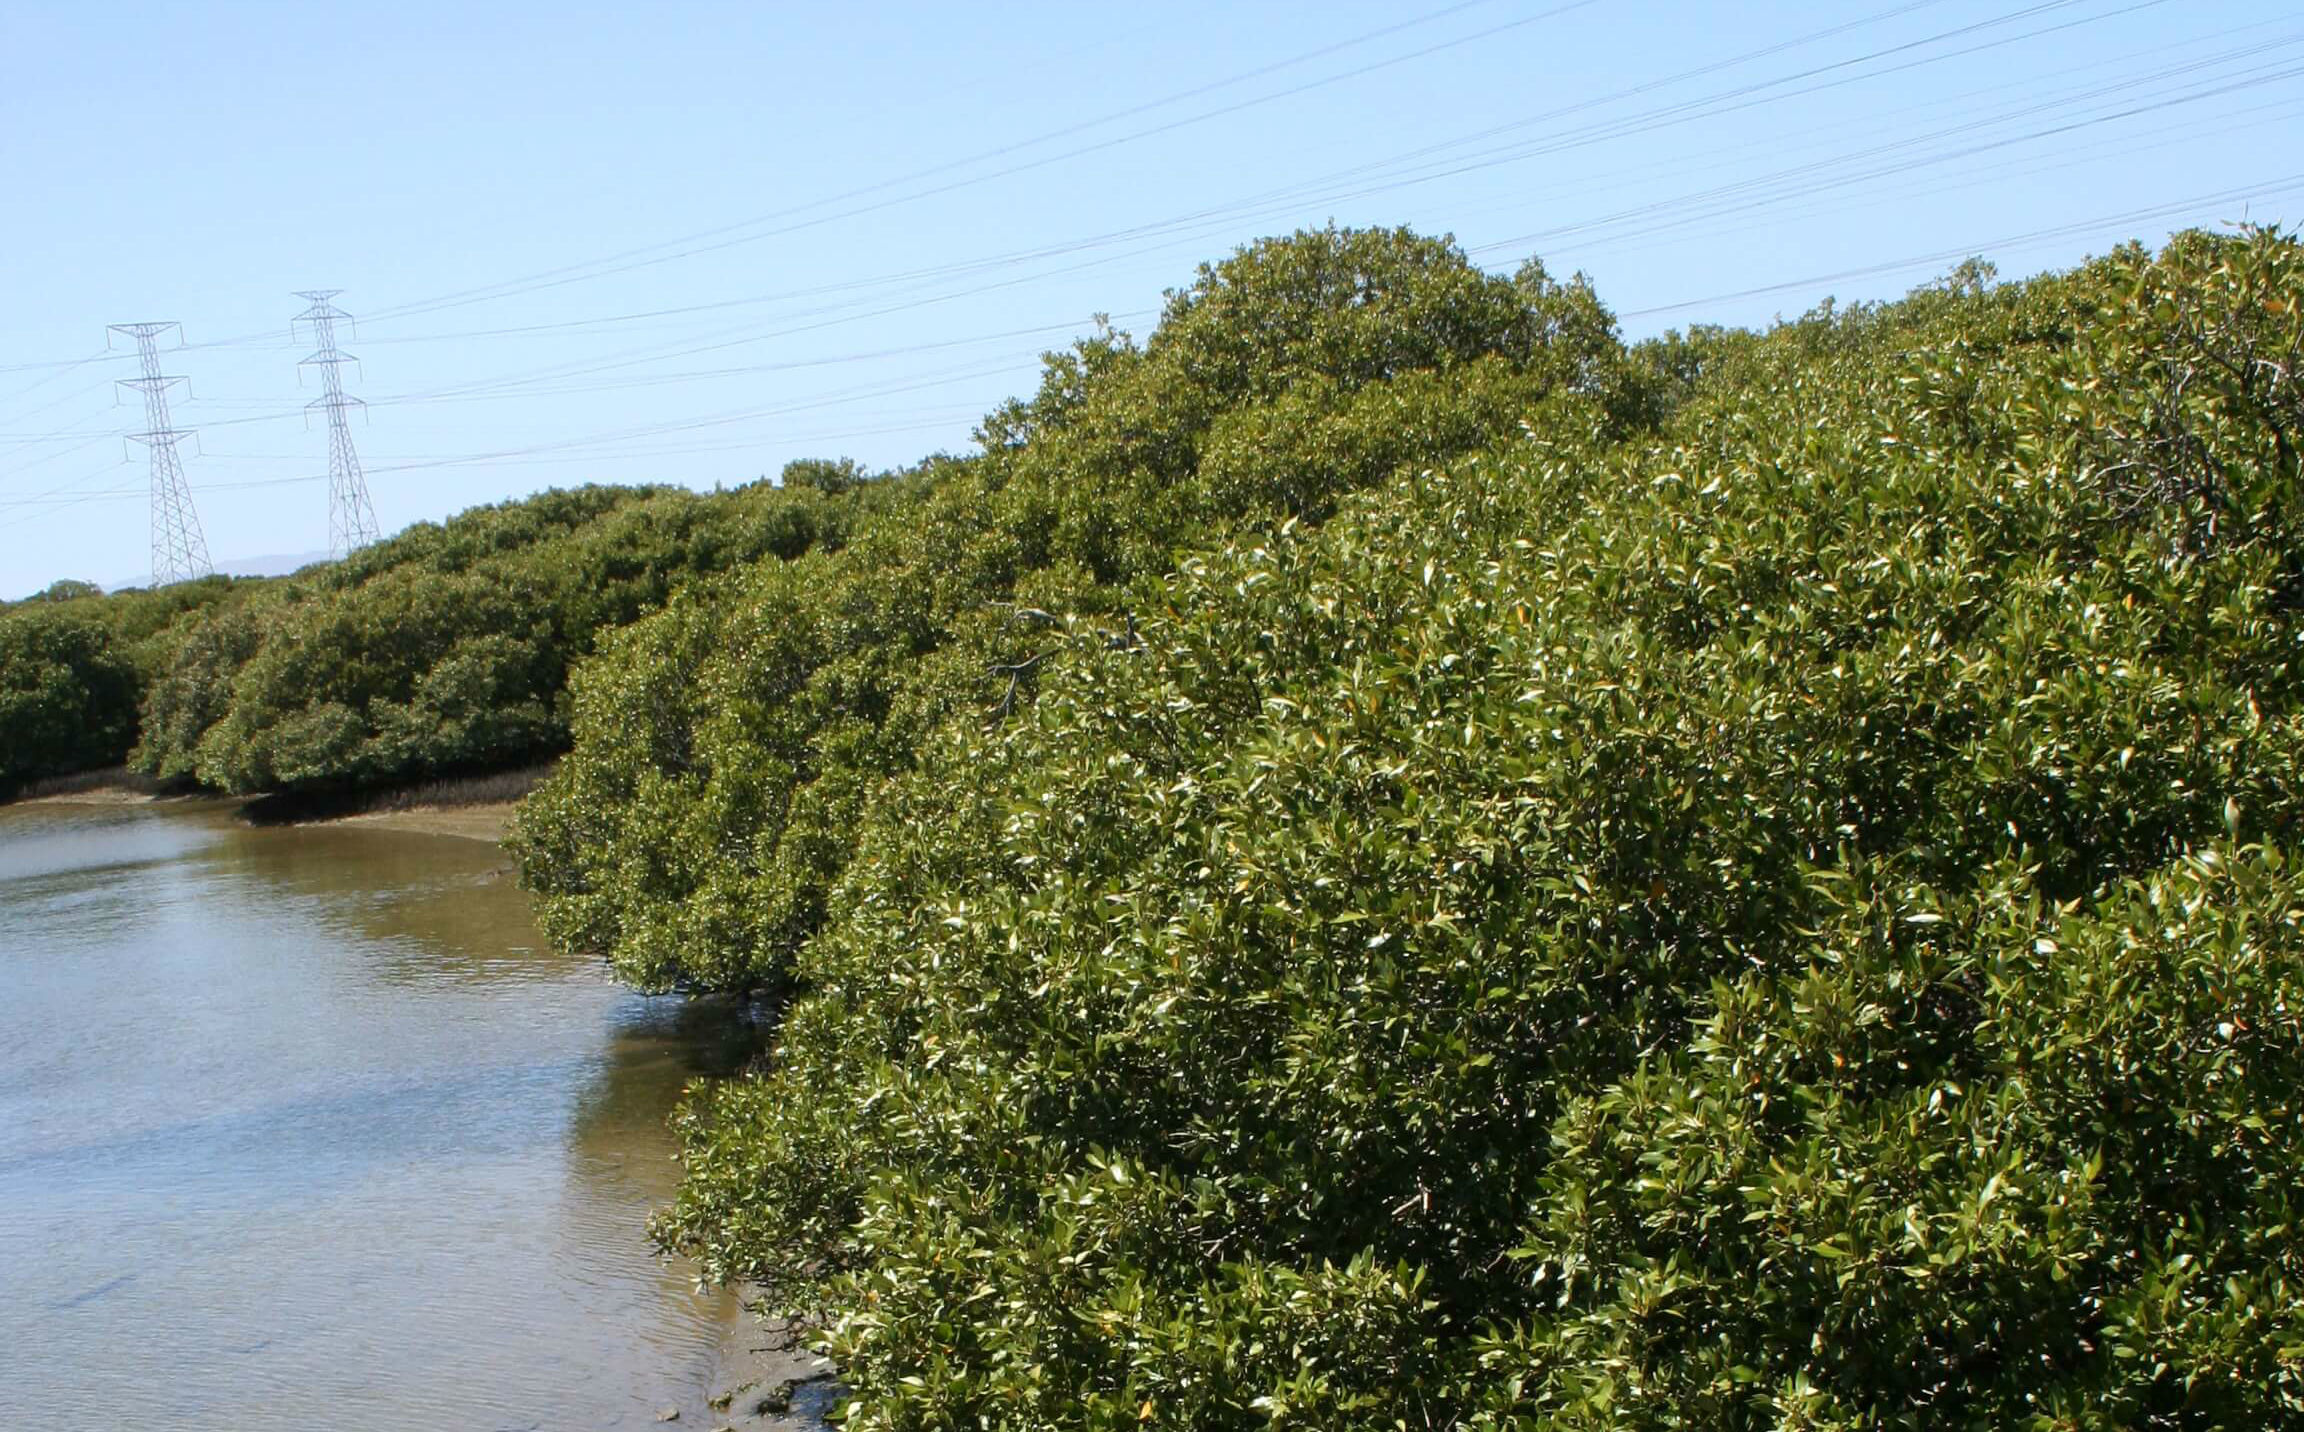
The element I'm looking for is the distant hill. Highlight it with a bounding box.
[102,550,332,592]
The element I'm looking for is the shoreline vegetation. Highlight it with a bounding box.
[3,225,2296,1426]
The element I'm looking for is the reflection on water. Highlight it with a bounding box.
[0,800,761,1431]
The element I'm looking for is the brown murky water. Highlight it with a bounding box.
[0,799,760,1430]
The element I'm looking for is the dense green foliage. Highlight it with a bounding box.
[613,229,2296,1427]
[4,220,2293,1426]
[0,575,241,794]
[0,465,878,799]
[125,475,866,792]
[510,227,1639,993]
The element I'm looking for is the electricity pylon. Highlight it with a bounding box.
[108,321,212,587]
[291,291,380,559]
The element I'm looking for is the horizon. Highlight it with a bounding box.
[3,0,2297,595]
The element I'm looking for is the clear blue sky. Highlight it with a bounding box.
[1,0,2295,595]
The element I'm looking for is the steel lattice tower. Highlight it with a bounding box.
[292,291,380,559]
[108,321,212,586]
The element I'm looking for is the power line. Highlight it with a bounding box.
[1467,41,2298,258]
[0,386,130,444]
[0,350,123,381]
[351,0,1595,326]
[363,0,2046,326]
[106,0,1940,372]
[20,175,2277,522]
[261,0,2195,377]
[107,322,211,585]
[162,29,2297,437]
[1,0,2285,566]
[293,292,381,558]
[1236,0,2173,227]
[131,0,1542,358]
[0,0,2169,387]
[10,13,2274,492]
[1425,12,2297,240]
[1529,94,2298,271]
[1615,177,2299,320]
[0,408,1001,508]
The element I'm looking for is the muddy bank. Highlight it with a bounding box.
[685,1299,843,1431]
[317,802,517,842]
[21,786,167,806]
[11,766,173,804]
[20,783,517,842]
[10,765,548,845]
[233,763,555,833]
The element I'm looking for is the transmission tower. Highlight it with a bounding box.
[291,291,380,559]
[108,321,212,587]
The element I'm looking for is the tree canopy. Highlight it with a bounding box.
[128,476,876,792]
[0,222,2292,1428]
[636,227,2298,1428]
[510,226,1643,994]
